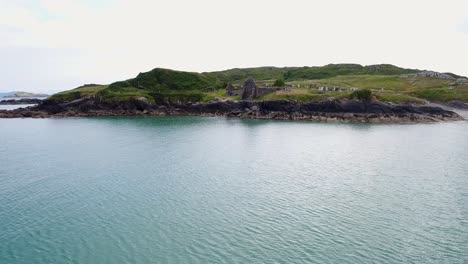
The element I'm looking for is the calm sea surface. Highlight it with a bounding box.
[1,116,467,263]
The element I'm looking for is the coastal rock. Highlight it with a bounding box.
[447,100,468,110]
[136,97,149,104]
[0,97,462,123]
[240,78,258,100]
[260,100,300,112]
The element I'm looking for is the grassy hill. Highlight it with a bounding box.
[207,64,418,83]
[49,64,468,104]
[49,84,107,102]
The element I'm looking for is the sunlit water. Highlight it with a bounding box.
[1,116,467,263]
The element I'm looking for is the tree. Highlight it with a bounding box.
[350,89,372,102]
[273,79,285,87]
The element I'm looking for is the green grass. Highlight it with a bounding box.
[96,86,155,103]
[96,87,234,104]
[281,75,460,103]
[282,64,417,81]
[109,68,224,91]
[374,92,425,104]
[286,75,451,92]
[203,89,241,102]
[210,64,417,83]
[49,84,107,102]
[257,88,351,102]
[409,86,468,102]
[48,66,468,104]
[209,67,287,83]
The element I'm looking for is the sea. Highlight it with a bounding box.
[0,116,467,263]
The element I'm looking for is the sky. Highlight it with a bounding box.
[1,0,467,94]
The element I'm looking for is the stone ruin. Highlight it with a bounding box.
[241,78,258,100]
[318,86,359,92]
[401,71,456,80]
[449,78,468,89]
[223,78,281,100]
[225,83,234,96]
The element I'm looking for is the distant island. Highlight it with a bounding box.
[1,64,466,122]
[0,98,44,105]
[4,91,49,98]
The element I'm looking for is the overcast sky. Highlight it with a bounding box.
[1,0,467,93]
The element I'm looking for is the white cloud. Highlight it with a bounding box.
[1,0,468,93]
[461,18,468,35]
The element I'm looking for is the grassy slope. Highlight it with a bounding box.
[99,68,226,104]
[209,64,418,83]
[255,74,468,103]
[49,65,468,104]
[49,84,107,101]
[209,67,289,83]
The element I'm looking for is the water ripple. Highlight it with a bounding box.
[0,116,467,263]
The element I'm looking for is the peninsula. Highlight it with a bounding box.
[3,91,49,98]
[1,64,466,122]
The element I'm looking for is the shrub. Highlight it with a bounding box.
[273,79,285,87]
[350,89,372,102]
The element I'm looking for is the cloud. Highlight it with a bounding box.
[0,46,85,93]
[461,19,468,35]
[1,0,468,93]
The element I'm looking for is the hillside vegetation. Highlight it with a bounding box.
[49,64,468,104]
[50,84,107,102]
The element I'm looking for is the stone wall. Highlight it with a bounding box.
[401,71,456,80]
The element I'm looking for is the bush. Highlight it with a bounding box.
[273,79,285,87]
[350,89,372,102]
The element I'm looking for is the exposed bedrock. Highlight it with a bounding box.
[1,97,461,123]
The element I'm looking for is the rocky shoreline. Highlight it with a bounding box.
[0,97,463,123]
[0,98,43,105]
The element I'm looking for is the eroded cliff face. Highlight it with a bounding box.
[0,97,463,123]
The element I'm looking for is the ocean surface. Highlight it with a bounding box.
[1,116,467,263]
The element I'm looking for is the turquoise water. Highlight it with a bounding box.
[1,116,467,263]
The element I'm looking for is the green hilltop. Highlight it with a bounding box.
[210,64,419,83]
[49,64,468,104]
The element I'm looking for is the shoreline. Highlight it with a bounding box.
[0,98,43,105]
[0,98,464,123]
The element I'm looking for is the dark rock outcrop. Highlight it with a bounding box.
[0,97,462,123]
[241,78,258,100]
[447,100,468,110]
